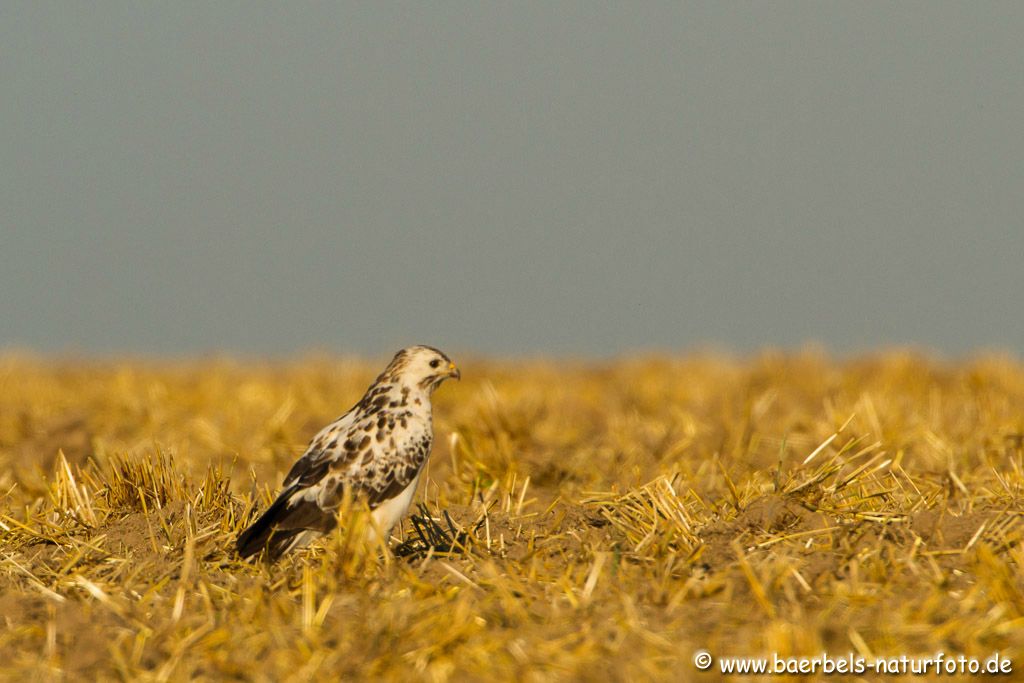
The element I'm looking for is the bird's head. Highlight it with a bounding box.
[385,345,460,393]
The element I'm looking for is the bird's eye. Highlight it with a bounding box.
[429,359,440,369]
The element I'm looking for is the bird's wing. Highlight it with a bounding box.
[282,409,433,507]
[281,409,359,488]
[236,419,363,560]
[235,481,338,560]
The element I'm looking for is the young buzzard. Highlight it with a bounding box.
[236,345,460,561]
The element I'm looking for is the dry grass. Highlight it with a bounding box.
[2,349,1024,681]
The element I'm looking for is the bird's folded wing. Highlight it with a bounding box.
[282,412,359,488]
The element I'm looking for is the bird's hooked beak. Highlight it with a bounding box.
[448,362,461,381]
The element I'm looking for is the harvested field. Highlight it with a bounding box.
[2,350,1024,680]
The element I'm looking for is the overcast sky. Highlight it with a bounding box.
[2,3,1021,358]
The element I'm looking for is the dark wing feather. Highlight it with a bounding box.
[283,453,332,489]
[235,485,337,561]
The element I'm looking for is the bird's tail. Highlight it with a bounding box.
[236,488,333,561]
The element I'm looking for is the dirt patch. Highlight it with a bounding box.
[910,509,993,548]
[734,494,825,534]
[697,493,829,569]
[102,499,188,557]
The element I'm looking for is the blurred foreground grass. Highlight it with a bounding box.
[2,350,1024,680]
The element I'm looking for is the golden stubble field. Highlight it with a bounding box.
[2,350,1024,681]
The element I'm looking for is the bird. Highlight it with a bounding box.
[236,345,460,561]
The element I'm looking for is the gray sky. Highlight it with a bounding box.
[2,2,1022,357]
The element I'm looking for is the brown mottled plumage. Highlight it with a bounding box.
[236,346,459,561]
